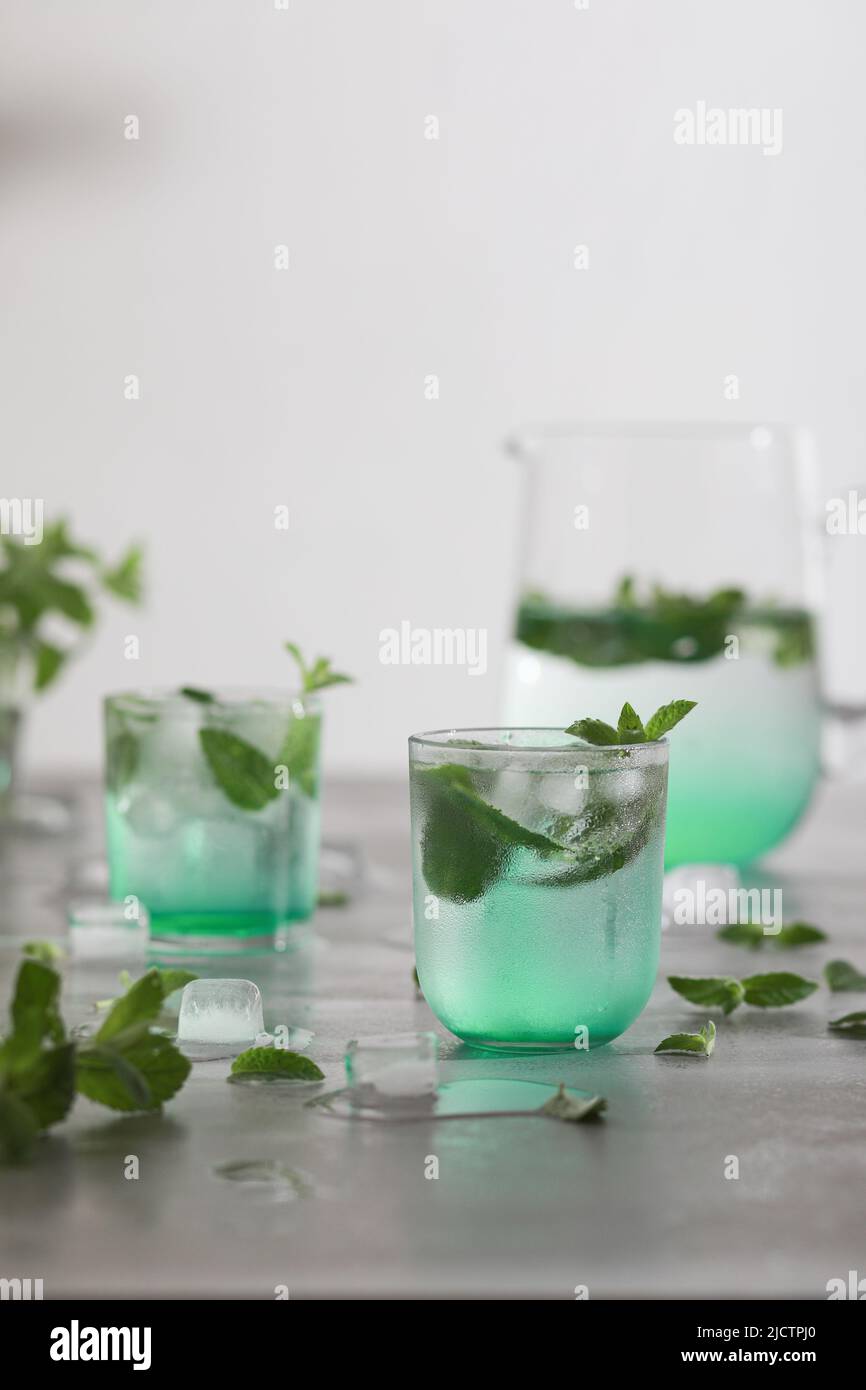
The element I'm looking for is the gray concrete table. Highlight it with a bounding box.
[1,776,865,1299]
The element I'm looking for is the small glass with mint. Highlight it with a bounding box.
[104,687,322,951]
[409,704,685,1050]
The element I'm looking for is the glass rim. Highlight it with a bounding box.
[505,420,809,456]
[408,727,669,759]
[105,686,320,716]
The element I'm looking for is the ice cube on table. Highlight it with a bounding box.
[177,979,264,1061]
[345,1032,438,1107]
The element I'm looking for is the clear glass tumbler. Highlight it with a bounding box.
[104,688,321,951]
[409,728,668,1050]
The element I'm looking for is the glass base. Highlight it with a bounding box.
[461,1037,591,1054]
[148,931,278,957]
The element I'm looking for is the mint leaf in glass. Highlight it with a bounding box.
[539,1083,606,1122]
[823,959,866,992]
[179,686,215,704]
[277,708,321,798]
[415,762,572,904]
[106,729,140,794]
[284,642,353,695]
[565,717,621,745]
[655,1020,716,1057]
[230,1048,324,1080]
[740,972,818,1007]
[199,728,280,811]
[828,1012,866,1039]
[668,976,745,1015]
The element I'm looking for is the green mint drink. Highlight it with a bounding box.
[409,730,669,1050]
[105,689,322,950]
[505,594,821,866]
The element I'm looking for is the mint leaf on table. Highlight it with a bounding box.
[643,699,698,741]
[655,1020,716,1058]
[284,642,353,695]
[199,728,280,811]
[668,976,746,1015]
[617,702,645,743]
[566,699,696,746]
[77,968,195,1111]
[230,1048,324,1080]
[317,890,348,908]
[415,762,572,903]
[0,960,75,1161]
[717,921,827,950]
[22,941,66,964]
[179,686,215,704]
[823,959,866,992]
[740,972,818,1007]
[539,1083,607,1123]
[277,708,322,798]
[828,1012,866,1039]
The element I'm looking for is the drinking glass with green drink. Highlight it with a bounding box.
[104,644,351,952]
[410,700,694,1051]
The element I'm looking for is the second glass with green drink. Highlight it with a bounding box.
[105,688,322,951]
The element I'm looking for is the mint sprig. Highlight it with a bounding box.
[669,971,818,1014]
[824,959,866,992]
[284,642,353,696]
[566,699,696,746]
[655,1020,716,1057]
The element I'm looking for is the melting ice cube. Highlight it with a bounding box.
[177,978,265,1060]
[345,1032,438,1107]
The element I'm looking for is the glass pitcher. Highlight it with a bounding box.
[502,423,847,868]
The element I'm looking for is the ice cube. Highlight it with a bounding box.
[122,790,179,838]
[177,978,264,1060]
[345,1032,438,1107]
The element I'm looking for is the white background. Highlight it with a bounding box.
[3,0,865,777]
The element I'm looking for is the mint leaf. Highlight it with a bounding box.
[415,763,571,904]
[828,1012,866,1039]
[539,1083,606,1122]
[199,728,279,811]
[564,718,620,746]
[740,972,818,1007]
[78,1033,189,1111]
[277,708,321,798]
[230,1048,324,1080]
[76,1045,152,1111]
[644,699,697,741]
[284,642,353,695]
[716,923,765,949]
[823,959,866,992]
[655,1020,716,1057]
[617,702,645,743]
[101,545,143,603]
[106,729,139,794]
[34,640,66,691]
[12,1042,76,1128]
[95,970,166,1044]
[317,890,348,907]
[0,1091,39,1162]
[717,920,827,950]
[179,686,215,704]
[668,976,745,1015]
